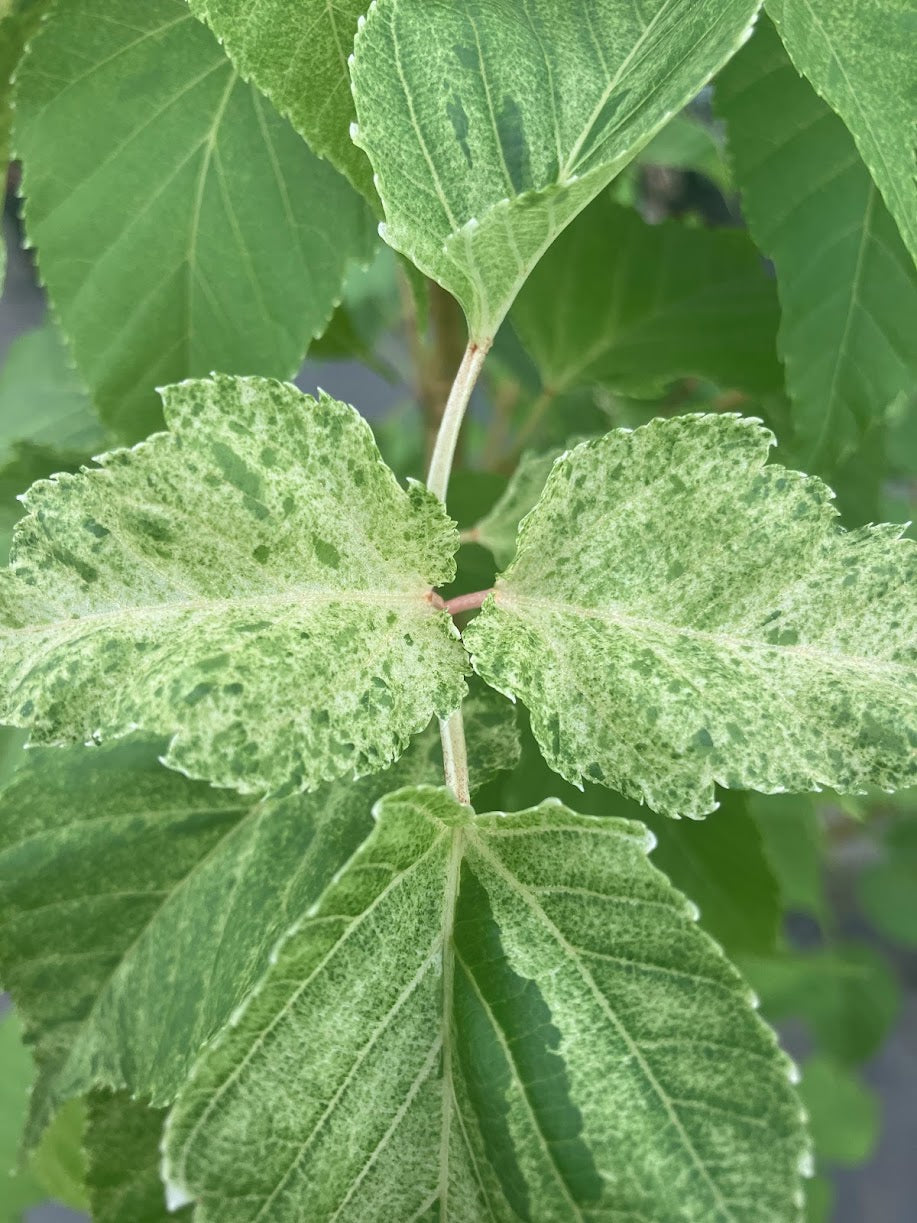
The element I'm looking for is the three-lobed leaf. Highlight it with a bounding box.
[350,0,763,341]
[0,375,467,794]
[717,17,917,479]
[511,193,783,399]
[13,0,376,440]
[465,413,917,817]
[164,786,807,1222]
[0,693,516,1142]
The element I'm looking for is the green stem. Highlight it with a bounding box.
[426,340,490,502]
[427,340,491,802]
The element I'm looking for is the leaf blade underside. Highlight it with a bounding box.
[350,0,763,339]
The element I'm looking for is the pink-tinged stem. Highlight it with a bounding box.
[443,589,492,617]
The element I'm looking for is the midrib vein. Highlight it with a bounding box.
[498,591,908,676]
[3,584,435,638]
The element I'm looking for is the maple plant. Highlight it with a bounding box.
[0,1,915,1221]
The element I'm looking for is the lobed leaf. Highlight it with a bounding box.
[464,413,917,817]
[0,694,515,1141]
[164,786,807,1222]
[187,0,377,203]
[766,0,917,269]
[717,18,917,478]
[350,0,763,340]
[511,194,783,399]
[13,0,376,440]
[0,375,467,794]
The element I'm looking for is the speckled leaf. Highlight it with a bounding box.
[766,0,917,268]
[13,0,376,440]
[187,0,376,204]
[717,18,917,477]
[0,375,467,795]
[350,0,763,341]
[164,787,807,1223]
[85,1095,189,1223]
[465,414,917,818]
[511,194,782,398]
[0,695,513,1142]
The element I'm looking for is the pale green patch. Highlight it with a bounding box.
[85,1095,189,1222]
[165,787,806,1222]
[511,194,782,398]
[0,375,467,794]
[0,694,514,1141]
[350,0,763,340]
[187,0,376,204]
[766,0,917,269]
[465,414,917,818]
[13,0,376,440]
[717,18,917,476]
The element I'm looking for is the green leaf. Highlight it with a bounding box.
[0,375,467,794]
[497,716,782,958]
[164,786,807,1222]
[471,446,563,570]
[0,1013,89,1217]
[858,815,917,946]
[26,1099,88,1213]
[742,945,900,1066]
[511,194,782,398]
[187,0,376,204]
[0,324,106,462]
[637,113,732,192]
[0,693,515,1140]
[464,413,917,818]
[85,1094,189,1222]
[0,0,45,286]
[798,1056,878,1168]
[766,0,917,269]
[350,0,763,341]
[748,794,826,919]
[0,1010,45,1221]
[0,322,108,560]
[642,793,780,956]
[717,18,917,477]
[13,0,376,441]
